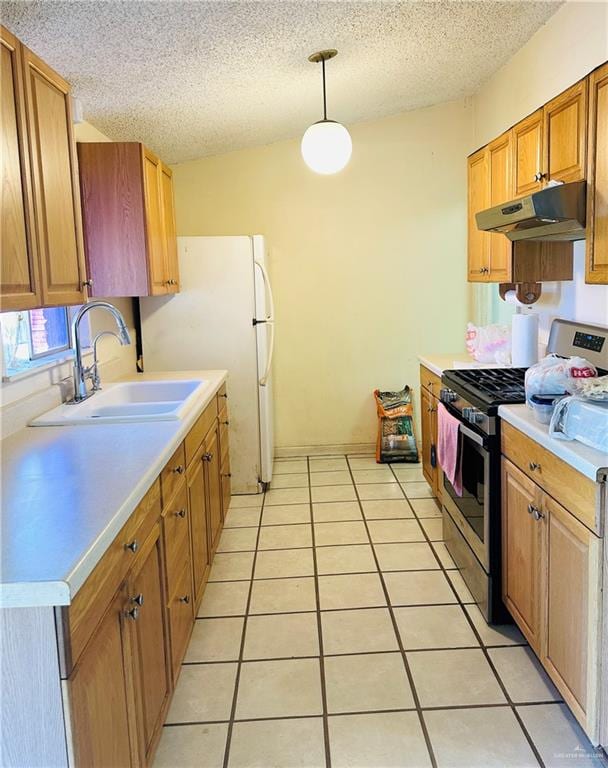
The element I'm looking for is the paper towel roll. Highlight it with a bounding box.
[512,313,539,367]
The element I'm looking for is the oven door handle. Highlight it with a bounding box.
[459,423,487,448]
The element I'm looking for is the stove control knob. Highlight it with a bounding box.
[463,407,483,424]
[440,388,458,403]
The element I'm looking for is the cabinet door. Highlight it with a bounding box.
[0,27,40,311]
[513,110,543,196]
[544,79,587,184]
[160,162,179,293]
[543,494,601,731]
[188,452,210,605]
[487,132,512,282]
[21,46,86,306]
[69,585,136,768]
[586,62,608,284]
[204,426,223,552]
[420,386,435,489]
[142,147,167,295]
[467,148,490,281]
[167,558,194,681]
[501,458,544,652]
[221,456,232,519]
[127,524,171,764]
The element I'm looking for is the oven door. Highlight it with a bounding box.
[442,422,491,571]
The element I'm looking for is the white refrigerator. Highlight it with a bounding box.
[139,235,274,494]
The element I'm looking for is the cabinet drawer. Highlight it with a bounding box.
[162,483,190,597]
[501,422,598,533]
[161,442,186,507]
[66,479,161,670]
[185,399,217,468]
[167,559,194,679]
[420,365,442,397]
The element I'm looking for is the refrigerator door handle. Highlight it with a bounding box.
[254,258,275,386]
[259,319,274,387]
[254,259,275,321]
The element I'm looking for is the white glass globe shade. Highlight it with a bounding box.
[301,120,352,174]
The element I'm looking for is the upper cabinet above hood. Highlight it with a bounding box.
[475,181,586,242]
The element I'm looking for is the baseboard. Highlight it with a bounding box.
[275,442,376,458]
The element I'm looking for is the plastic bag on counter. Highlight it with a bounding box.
[524,354,597,406]
[465,322,511,364]
[374,386,419,464]
[549,395,608,452]
[566,374,608,401]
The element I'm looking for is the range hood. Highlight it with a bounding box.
[475,180,586,242]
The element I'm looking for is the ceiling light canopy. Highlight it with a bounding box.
[301,49,352,175]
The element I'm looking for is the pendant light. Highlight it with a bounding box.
[301,49,352,175]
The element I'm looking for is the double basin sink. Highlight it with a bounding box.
[31,379,206,426]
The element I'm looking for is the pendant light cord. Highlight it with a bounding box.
[322,58,327,120]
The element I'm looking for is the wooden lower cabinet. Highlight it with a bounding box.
[204,425,223,553]
[419,366,441,502]
[167,558,194,681]
[188,449,211,606]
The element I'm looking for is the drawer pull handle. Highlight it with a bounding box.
[173,464,185,475]
[528,462,541,472]
[203,452,213,462]
[131,593,144,606]
[125,539,139,553]
[175,508,187,518]
[125,606,139,621]
[179,595,190,604]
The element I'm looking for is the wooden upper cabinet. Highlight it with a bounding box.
[467,148,490,281]
[78,141,179,297]
[513,109,544,197]
[0,27,40,310]
[487,131,513,282]
[586,61,608,284]
[544,79,587,184]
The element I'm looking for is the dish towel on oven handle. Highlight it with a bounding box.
[437,402,463,496]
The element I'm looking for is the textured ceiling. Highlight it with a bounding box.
[1,1,561,163]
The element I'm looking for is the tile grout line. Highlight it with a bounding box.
[345,454,439,768]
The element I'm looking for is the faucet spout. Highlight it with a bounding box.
[71,301,131,402]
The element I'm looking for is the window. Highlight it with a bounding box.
[1,306,91,378]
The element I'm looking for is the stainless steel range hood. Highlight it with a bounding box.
[475,180,586,242]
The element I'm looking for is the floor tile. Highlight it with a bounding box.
[228,717,326,768]
[401,481,434,499]
[243,612,319,659]
[314,520,368,546]
[318,572,386,609]
[395,605,479,649]
[313,501,362,523]
[311,485,357,503]
[254,548,314,578]
[348,456,383,469]
[424,707,539,768]
[315,544,377,575]
[273,459,308,474]
[374,542,439,571]
[209,552,255,581]
[154,723,229,768]
[385,570,457,606]
[408,498,442,518]
[166,663,238,723]
[261,503,310,526]
[310,470,353,486]
[361,499,414,519]
[269,472,309,489]
[408,649,506,707]
[329,711,431,768]
[217,527,258,552]
[229,494,263,509]
[249,576,316,614]
[419,517,444,541]
[235,658,322,719]
[265,487,310,506]
[488,646,561,703]
[185,617,244,662]
[517,703,606,767]
[324,652,414,714]
[446,569,475,603]
[197,581,250,617]
[223,508,261,528]
[357,483,405,500]
[310,457,348,472]
[322,608,398,654]
[464,604,526,646]
[352,468,396,484]
[367,519,425,543]
[257,523,312,550]
[392,465,425,482]
[431,541,457,569]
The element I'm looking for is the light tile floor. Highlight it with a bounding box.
[155,455,608,768]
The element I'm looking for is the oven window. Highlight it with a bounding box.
[444,434,487,545]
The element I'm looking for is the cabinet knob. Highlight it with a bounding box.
[125,606,139,621]
[179,595,190,604]
[219,393,228,399]
[427,405,436,413]
[202,452,213,462]
[223,472,232,478]
[172,464,185,475]
[131,593,144,606]
[174,508,186,518]
[82,278,94,288]
[527,504,544,521]
[528,462,541,472]
[534,172,547,182]
[222,420,230,426]
[125,539,139,553]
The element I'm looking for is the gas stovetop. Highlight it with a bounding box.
[442,367,527,413]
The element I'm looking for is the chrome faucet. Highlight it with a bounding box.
[71,301,131,402]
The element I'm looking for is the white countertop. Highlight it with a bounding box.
[0,370,227,609]
[499,404,608,483]
[418,354,511,378]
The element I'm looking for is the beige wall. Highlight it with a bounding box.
[172,100,472,449]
